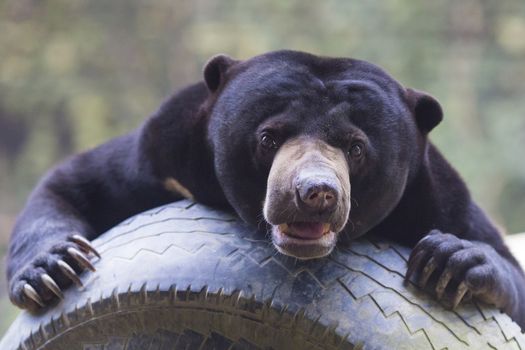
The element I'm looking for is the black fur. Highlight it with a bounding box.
[7,50,525,329]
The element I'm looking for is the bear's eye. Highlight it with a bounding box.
[260,133,278,150]
[349,142,364,159]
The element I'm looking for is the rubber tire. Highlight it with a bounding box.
[1,200,524,350]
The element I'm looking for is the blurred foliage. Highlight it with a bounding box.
[1,0,525,336]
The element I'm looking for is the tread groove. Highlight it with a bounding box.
[329,256,479,343]
[2,201,523,350]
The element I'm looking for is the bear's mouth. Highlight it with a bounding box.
[280,222,332,240]
[271,222,337,259]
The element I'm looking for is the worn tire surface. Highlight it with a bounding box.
[1,200,524,350]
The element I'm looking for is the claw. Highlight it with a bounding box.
[57,260,83,287]
[41,274,63,299]
[451,281,469,309]
[463,290,473,302]
[23,283,44,307]
[405,250,426,282]
[436,268,453,300]
[419,257,437,287]
[70,234,101,259]
[67,247,96,272]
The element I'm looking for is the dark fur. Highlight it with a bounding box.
[7,50,525,328]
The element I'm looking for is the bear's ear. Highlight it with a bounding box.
[405,88,443,133]
[203,54,237,92]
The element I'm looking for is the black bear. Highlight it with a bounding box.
[6,50,525,329]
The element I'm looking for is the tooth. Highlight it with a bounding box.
[322,223,331,233]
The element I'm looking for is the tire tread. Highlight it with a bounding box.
[1,201,523,350]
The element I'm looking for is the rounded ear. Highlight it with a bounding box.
[405,88,443,133]
[203,54,237,92]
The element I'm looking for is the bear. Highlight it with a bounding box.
[6,50,525,329]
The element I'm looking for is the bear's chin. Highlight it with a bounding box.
[271,224,337,260]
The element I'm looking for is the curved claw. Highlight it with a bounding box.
[23,283,44,307]
[57,260,83,287]
[405,250,426,282]
[67,247,96,272]
[70,234,101,259]
[436,268,453,300]
[419,257,437,287]
[41,274,63,299]
[451,281,469,309]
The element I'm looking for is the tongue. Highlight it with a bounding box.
[288,222,326,240]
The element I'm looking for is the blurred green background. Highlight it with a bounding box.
[1,0,525,335]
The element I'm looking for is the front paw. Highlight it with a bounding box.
[9,234,100,311]
[405,230,506,309]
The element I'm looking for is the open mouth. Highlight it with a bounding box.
[279,222,331,240]
[271,222,337,259]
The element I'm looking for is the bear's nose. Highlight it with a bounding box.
[295,178,338,213]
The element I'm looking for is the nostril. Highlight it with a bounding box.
[322,192,337,211]
[295,176,340,212]
[308,192,319,201]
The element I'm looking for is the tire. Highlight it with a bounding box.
[1,200,524,350]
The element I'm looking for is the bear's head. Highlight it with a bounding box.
[190,50,442,259]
